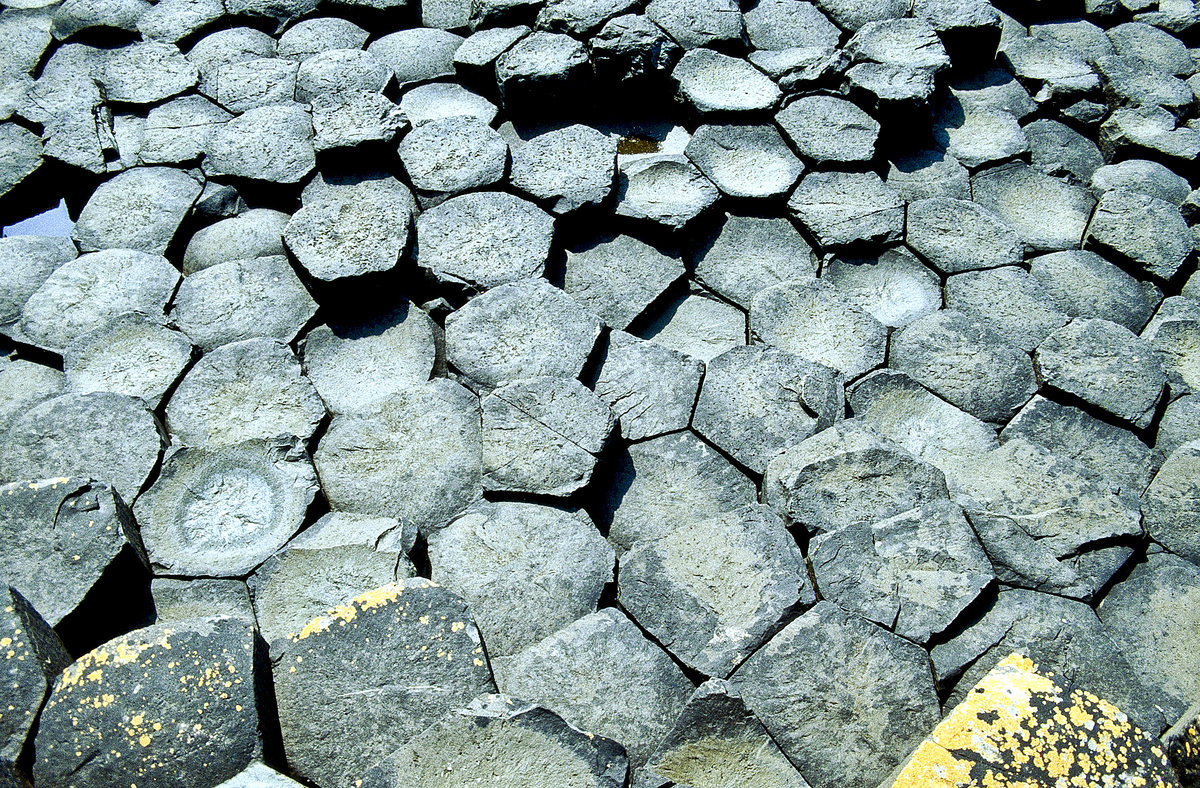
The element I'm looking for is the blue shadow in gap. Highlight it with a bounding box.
[2,199,73,238]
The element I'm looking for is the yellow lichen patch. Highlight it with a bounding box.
[890,653,1180,788]
[290,582,427,642]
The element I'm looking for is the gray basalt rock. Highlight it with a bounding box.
[776,95,879,164]
[693,345,843,474]
[813,0,906,31]
[1026,119,1105,185]
[823,248,942,329]
[140,96,232,165]
[295,49,391,103]
[445,279,601,387]
[672,49,779,114]
[212,58,298,114]
[1029,19,1112,62]
[1100,106,1200,162]
[214,763,307,788]
[811,501,994,644]
[693,215,817,311]
[417,192,553,289]
[51,0,150,39]
[1035,318,1166,429]
[511,124,616,213]
[684,123,803,200]
[429,501,613,657]
[1094,54,1194,116]
[730,601,941,788]
[273,580,494,788]
[0,124,41,201]
[0,360,64,433]
[64,314,193,407]
[492,608,693,767]
[970,162,1096,252]
[890,310,1037,424]
[206,104,315,184]
[592,330,704,441]
[0,236,77,328]
[1086,188,1192,281]
[619,504,813,676]
[312,90,408,151]
[1157,394,1200,457]
[249,512,416,646]
[187,27,277,97]
[787,171,904,248]
[152,578,256,623]
[277,17,369,60]
[846,62,938,110]
[399,116,508,199]
[1000,36,1099,100]
[646,0,743,48]
[367,29,463,87]
[0,479,142,626]
[537,0,637,35]
[284,174,416,281]
[482,377,615,496]
[944,266,1069,351]
[226,0,318,26]
[0,393,161,501]
[313,379,482,533]
[1003,396,1163,496]
[589,15,679,82]
[99,41,198,104]
[932,99,1028,170]
[495,32,588,106]
[1108,21,1194,75]
[564,234,682,329]
[1028,250,1155,332]
[301,303,437,416]
[182,209,290,275]
[33,618,263,788]
[1098,551,1200,722]
[365,695,629,788]
[605,431,756,552]
[136,438,318,577]
[616,157,719,229]
[1091,159,1191,206]
[764,420,949,535]
[847,17,950,73]
[1147,318,1200,396]
[640,290,745,364]
[72,167,202,255]
[172,256,317,351]
[399,82,499,126]
[744,0,838,50]
[751,279,887,381]
[886,149,971,202]
[1142,441,1200,565]
[906,198,1024,275]
[165,338,324,449]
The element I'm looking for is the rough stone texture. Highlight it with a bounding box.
[301,303,437,415]
[1028,250,1155,332]
[886,149,971,202]
[416,192,554,289]
[823,248,942,329]
[428,501,613,657]
[277,17,368,60]
[592,330,704,441]
[273,581,494,788]
[944,266,1069,351]
[1092,159,1191,206]
[482,377,614,496]
[1142,441,1200,566]
[971,162,1097,252]
[776,95,878,163]
[312,90,408,151]
[692,214,817,310]
[214,763,306,788]
[615,157,719,229]
[206,104,315,184]
[646,0,744,49]
[1035,318,1166,429]
[495,31,588,106]
[400,82,498,126]
[590,15,679,82]
[33,618,262,788]
[0,360,64,434]
[787,171,904,248]
[0,236,76,328]
[285,174,417,281]
[313,379,481,533]
[0,393,161,502]
[605,431,756,552]
[135,438,318,577]
[365,695,629,788]
[684,123,803,200]
[1157,394,1200,457]
[367,29,462,87]
[181,209,290,275]
[492,608,693,768]
[63,313,192,407]
[0,124,41,200]
[619,504,813,676]
[672,49,779,114]
[730,601,941,788]
[1086,188,1193,281]
[511,123,616,213]
[1025,118,1104,185]
[399,116,508,198]
[640,290,745,364]
[564,234,682,329]
[172,256,317,351]
[152,578,255,623]
[1165,703,1200,788]
[445,278,601,387]
[810,501,995,644]
[249,512,415,646]
[693,345,843,474]
[140,96,232,165]
[165,338,325,449]
[906,198,1024,275]
[215,58,299,113]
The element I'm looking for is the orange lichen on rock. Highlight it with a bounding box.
[889,653,1181,788]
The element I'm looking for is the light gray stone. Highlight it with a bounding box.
[846,17,949,72]
[744,0,838,50]
[971,161,1096,252]
[495,32,588,105]
[72,167,202,255]
[787,171,904,248]
[152,578,255,623]
[0,359,64,433]
[640,290,745,364]
[1030,19,1114,62]
[1142,440,1200,565]
[537,0,637,34]
[693,215,817,311]
[823,248,941,329]
[646,0,743,48]
[277,17,369,61]
[510,124,615,213]
[1157,394,1200,456]
[1024,118,1104,184]
[400,116,508,199]
[776,95,879,164]
[214,58,299,113]
[672,49,779,114]
[564,234,682,329]
[99,41,198,104]
[1086,188,1192,281]
[1100,106,1200,162]
[187,27,277,98]
[0,124,41,200]
[64,313,192,407]
[932,100,1028,169]
[1028,250,1155,333]
[214,763,306,788]
[182,209,289,275]
[886,149,971,202]
[400,82,498,126]
[1091,159,1191,206]
[0,235,77,327]
[813,0,907,30]
[1108,21,1195,75]
[616,157,719,229]
[140,96,232,165]
[590,15,680,82]
[907,197,1024,275]
[206,104,315,184]
[296,48,391,103]
[454,26,531,69]
[944,266,1069,351]
[1000,36,1098,100]
[592,330,704,441]
[311,90,408,151]
[684,123,803,199]
[417,192,553,289]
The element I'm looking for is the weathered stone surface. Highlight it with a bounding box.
[139,96,232,165]
[564,234,682,329]
[1000,36,1099,100]
[492,608,693,767]
[944,266,1068,351]
[295,49,390,104]
[510,124,615,213]
[787,171,904,248]
[173,256,317,351]
[823,248,941,329]
[776,95,878,164]
[592,330,704,441]
[1035,319,1165,429]
[99,41,198,104]
[400,116,507,198]
[889,653,1181,788]
[0,360,64,433]
[684,123,803,200]
[152,578,255,623]
[971,162,1096,252]
[605,431,756,552]
[366,695,629,788]
[1092,159,1191,206]
[367,29,462,87]
[214,762,306,788]
[890,310,1037,424]
[277,17,368,60]
[206,105,315,184]
[590,15,679,82]
[907,197,1024,275]
[1142,441,1200,566]
[285,174,416,281]
[64,313,192,407]
[744,0,837,50]
[811,501,994,644]
[249,512,415,646]
[646,0,743,48]
[0,124,41,200]
[764,421,949,535]
[616,157,719,228]
[1165,702,1200,788]
[672,49,779,114]
[620,504,812,676]
[482,377,614,496]
[1028,250,1155,332]
[886,149,970,202]
[399,82,498,126]
[1095,53,1193,114]
[446,279,601,387]
[136,438,317,577]
[455,26,529,68]
[693,345,842,474]
[1150,317,1200,396]
[1100,106,1200,162]
[494,31,588,106]
[1025,118,1104,185]
[751,279,887,380]
[429,502,613,657]
[313,379,481,532]
[845,62,938,109]
[187,27,277,97]
[182,209,290,275]
[1086,188,1192,281]
[731,601,940,788]
[301,303,437,416]
[72,167,201,255]
[312,90,408,151]
[931,99,1028,169]
[0,479,140,627]
[640,290,744,364]
[693,215,817,310]
[274,581,494,788]
[0,236,76,328]
[417,192,553,289]
[640,679,811,788]
[33,618,262,788]
[0,393,161,502]
[1158,394,1200,457]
